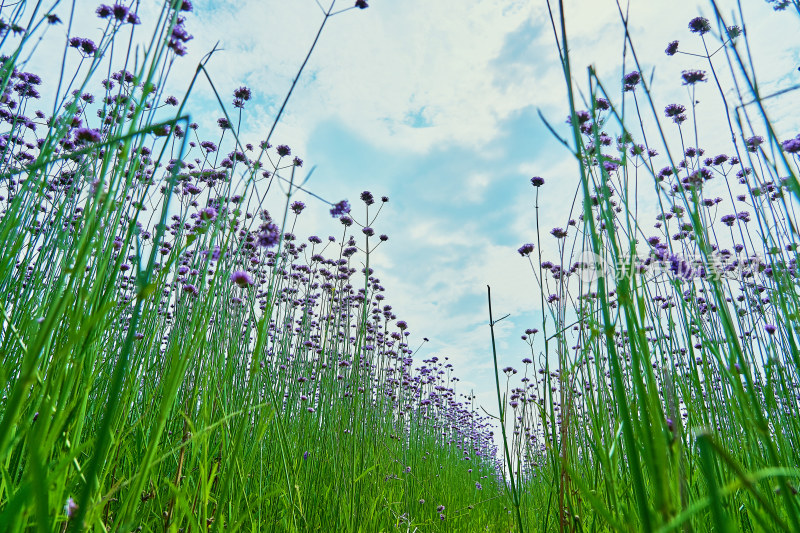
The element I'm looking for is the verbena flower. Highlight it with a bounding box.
[688,16,711,35]
[517,243,534,256]
[665,40,679,56]
[230,270,254,288]
[681,69,706,85]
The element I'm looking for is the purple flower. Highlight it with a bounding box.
[551,227,568,239]
[765,324,777,335]
[517,243,535,256]
[74,128,102,144]
[96,5,113,18]
[688,16,711,35]
[330,199,351,218]
[664,103,685,118]
[230,270,254,288]
[623,71,641,91]
[745,135,764,153]
[781,136,800,153]
[681,70,707,85]
[360,190,375,205]
[665,40,679,56]
[258,222,281,248]
[64,497,78,518]
[112,3,130,21]
[276,144,291,157]
[291,201,305,214]
[530,176,545,187]
[234,86,251,101]
[362,227,375,237]
[355,0,368,8]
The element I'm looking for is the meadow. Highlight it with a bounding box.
[0,0,799,531]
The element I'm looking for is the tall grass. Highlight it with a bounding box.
[0,1,512,531]
[497,1,800,531]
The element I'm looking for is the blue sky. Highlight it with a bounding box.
[39,0,800,417]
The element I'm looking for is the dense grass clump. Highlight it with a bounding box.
[496,2,800,531]
[0,1,512,531]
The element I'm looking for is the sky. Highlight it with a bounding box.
[22,0,800,419]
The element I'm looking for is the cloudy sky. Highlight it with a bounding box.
[33,0,800,416]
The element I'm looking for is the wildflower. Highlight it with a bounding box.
[360,190,375,205]
[165,95,179,106]
[530,176,545,187]
[688,16,711,35]
[437,505,445,512]
[765,324,777,335]
[74,128,102,144]
[258,222,281,248]
[217,118,230,130]
[355,0,368,8]
[200,207,217,220]
[745,135,764,153]
[330,199,351,218]
[681,70,706,85]
[290,201,305,214]
[293,156,303,167]
[665,40,679,56]
[64,497,78,517]
[96,5,113,18]
[46,14,62,24]
[517,243,535,256]
[782,136,800,153]
[230,270,254,288]
[522,357,533,364]
[233,86,251,108]
[112,3,130,21]
[69,38,97,56]
[182,283,199,296]
[340,215,353,227]
[276,144,291,157]
[623,70,641,91]
[476,481,482,490]
[362,227,375,237]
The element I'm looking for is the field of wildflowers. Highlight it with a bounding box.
[1,0,799,531]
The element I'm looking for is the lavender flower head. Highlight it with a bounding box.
[230,270,254,288]
[330,199,351,218]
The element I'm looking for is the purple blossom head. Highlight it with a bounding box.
[688,16,711,35]
[74,128,102,144]
[745,135,764,153]
[330,199,351,218]
[681,70,707,85]
[291,201,305,214]
[258,222,280,248]
[623,71,641,91]
[230,270,254,288]
[765,324,777,335]
[276,144,291,157]
[665,40,679,56]
[781,136,800,154]
[355,0,368,8]
[551,227,568,239]
[530,176,545,187]
[517,243,535,256]
[360,190,375,205]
